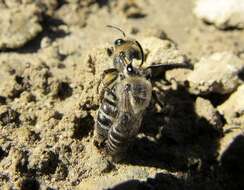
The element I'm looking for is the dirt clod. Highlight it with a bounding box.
[195,97,223,131]
[0,4,42,49]
[218,84,244,126]
[194,0,244,29]
[28,146,59,175]
[187,52,244,95]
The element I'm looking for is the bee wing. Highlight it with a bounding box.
[115,82,144,137]
[119,77,152,115]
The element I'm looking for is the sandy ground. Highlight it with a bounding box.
[0,0,244,190]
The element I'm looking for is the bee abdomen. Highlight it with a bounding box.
[106,113,133,155]
[107,127,128,154]
[95,89,118,140]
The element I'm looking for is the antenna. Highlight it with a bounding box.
[135,40,144,67]
[106,25,126,38]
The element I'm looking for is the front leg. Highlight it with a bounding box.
[97,68,119,102]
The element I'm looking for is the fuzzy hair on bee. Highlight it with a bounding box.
[106,70,152,158]
[95,61,152,161]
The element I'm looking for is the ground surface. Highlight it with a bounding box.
[0,0,244,190]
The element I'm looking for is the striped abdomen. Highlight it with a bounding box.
[95,86,118,145]
[106,77,152,157]
[106,112,143,156]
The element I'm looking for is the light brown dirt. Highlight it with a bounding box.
[0,0,244,190]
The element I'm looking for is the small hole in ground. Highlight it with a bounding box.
[20,178,40,190]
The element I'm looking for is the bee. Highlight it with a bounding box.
[106,61,152,159]
[95,58,152,160]
[94,26,190,160]
[94,25,146,149]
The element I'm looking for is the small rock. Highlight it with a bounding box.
[49,80,73,100]
[194,0,244,29]
[187,52,244,95]
[165,68,191,87]
[38,45,62,67]
[84,155,112,175]
[16,127,38,144]
[0,4,42,49]
[38,109,58,123]
[53,161,68,181]
[19,111,37,126]
[217,84,244,126]
[22,62,51,95]
[28,145,58,175]
[140,37,187,69]
[40,37,52,49]
[195,97,223,130]
[19,91,36,103]
[0,53,32,81]
[54,4,87,26]
[36,108,61,130]
[121,1,146,18]
[6,148,28,174]
[58,33,83,56]
[0,76,25,99]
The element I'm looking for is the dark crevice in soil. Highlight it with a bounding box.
[53,111,64,120]
[127,13,146,19]
[96,0,110,7]
[72,113,95,139]
[0,147,7,160]
[238,69,244,81]
[0,96,6,105]
[202,93,231,107]
[0,107,21,127]
[56,82,73,100]
[202,20,243,31]
[149,62,193,80]
[20,178,40,190]
[56,0,67,9]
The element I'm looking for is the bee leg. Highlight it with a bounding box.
[151,90,165,109]
[94,123,109,149]
[105,146,127,163]
[93,134,106,148]
[97,68,118,102]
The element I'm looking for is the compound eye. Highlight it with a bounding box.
[114,39,125,46]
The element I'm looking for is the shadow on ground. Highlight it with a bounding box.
[110,147,244,190]
[123,86,221,172]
